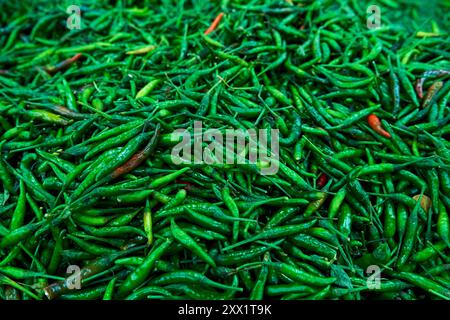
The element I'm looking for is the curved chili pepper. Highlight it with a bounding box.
[45,53,82,75]
[422,80,443,108]
[367,114,391,138]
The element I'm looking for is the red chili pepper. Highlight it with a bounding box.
[367,114,391,138]
[415,69,450,99]
[110,124,160,179]
[422,81,443,108]
[317,173,328,188]
[204,12,224,35]
[45,53,83,75]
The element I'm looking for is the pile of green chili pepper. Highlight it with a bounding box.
[0,0,449,300]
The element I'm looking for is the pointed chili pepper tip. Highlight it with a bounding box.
[367,114,391,138]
